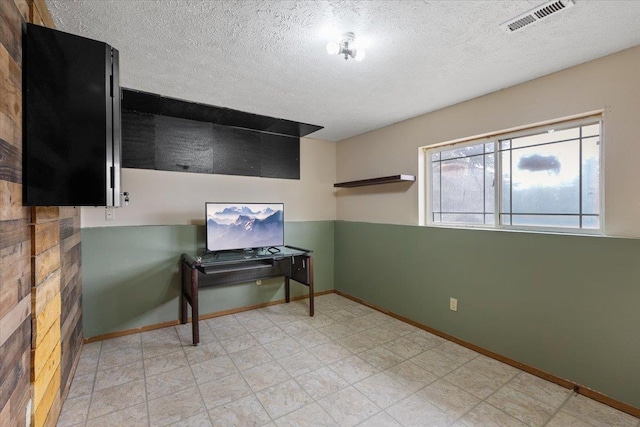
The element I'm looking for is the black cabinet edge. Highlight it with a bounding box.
[121,87,323,138]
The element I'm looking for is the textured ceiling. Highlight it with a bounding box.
[46,0,640,142]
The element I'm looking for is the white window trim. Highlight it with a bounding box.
[421,115,604,235]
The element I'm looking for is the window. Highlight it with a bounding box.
[425,117,602,233]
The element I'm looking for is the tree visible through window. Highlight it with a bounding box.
[427,118,601,232]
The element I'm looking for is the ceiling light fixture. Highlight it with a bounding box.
[326,32,365,61]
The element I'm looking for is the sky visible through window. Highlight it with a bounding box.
[430,121,600,230]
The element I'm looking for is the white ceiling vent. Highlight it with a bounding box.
[501,0,575,33]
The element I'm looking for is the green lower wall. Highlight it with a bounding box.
[81,221,334,338]
[335,221,640,408]
[82,219,639,408]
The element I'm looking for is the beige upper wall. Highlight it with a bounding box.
[82,137,337,227]
[336,45,640,237]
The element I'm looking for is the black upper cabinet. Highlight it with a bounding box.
[212,125,261,177]
[155,115,214,174]
[260,133,299,179]
[122,88,323,138]
[120,88,321,180]
[23,23,121,206]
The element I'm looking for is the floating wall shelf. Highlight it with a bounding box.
[334,174,416,188]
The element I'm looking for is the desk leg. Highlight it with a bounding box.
[308,256,314,317]
[180,262,187,325]
[191,268,199,346]
[285,276,290,303]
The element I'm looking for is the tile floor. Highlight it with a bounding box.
[58,293,640,427]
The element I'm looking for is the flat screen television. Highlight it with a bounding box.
[206,203,284,252]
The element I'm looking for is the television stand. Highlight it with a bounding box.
[180,245,314,345]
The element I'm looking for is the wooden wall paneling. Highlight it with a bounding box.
[58,206,81,409]
[31,0,53,28]
[60,233,80,259]
[0,239,30,285]
[260,133,300,179]
[0,218,29,250]
[121,110,156,169]
[33,206,59,223]
[0,110,17,147]
[60,288,81,392]
[0,337,29,427]
[7,48,21,93]
[0,0,22,66]
[0,43,28,231]
[1,1,71,426]
[34,365,59,427]
[0,278,16,320]
[0,83,30,427]
[33,291,60,346]
[0,47,20,143]
[32,244,60,285]
[0,393,9,426]
[58,206,78,219]
[0,396,10,425]
[0,180,29,220]
[0,317,30,411]
[212,125,261,176]
[60,216,79,243]
[31,205,64,427]
[154,115,214,174]
[0,46,21,127]
[59,213,80,291]
[30,8,42,25]
[60,252,80,332]
[3,348,30,425]
[30,277,62,427]
[60,276,80,341]
[59,263,79,321]
[13,0,29,22]
[0,138,22,183]
[58,217,75,241]
[32,341,58,409]
[31,317,59,379]
[57,207,75,225]
[61,291,80,344]
[0,294,29,351]
[2,316,30,412]
[31,324,61,426]
[32,206,56,223]
[32,220,60,255]
[31,269,59,316]
[59,252,78,293]
[0,241,30,315]
[0,368,28,427]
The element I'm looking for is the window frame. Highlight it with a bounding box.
[423,116,604,235]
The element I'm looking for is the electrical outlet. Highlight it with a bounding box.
[256,280,262,286]
[105,207,115,221]
[450,297,458,312]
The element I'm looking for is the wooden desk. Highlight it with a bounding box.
[180,246,314,345]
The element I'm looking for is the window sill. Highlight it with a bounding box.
[424,222,604,238]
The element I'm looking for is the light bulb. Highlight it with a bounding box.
[354,49,365,61]
[326,41,340,55]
